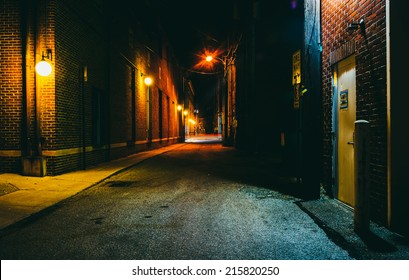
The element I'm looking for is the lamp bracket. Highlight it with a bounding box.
[348,19,365,31]
[42,49,52,61]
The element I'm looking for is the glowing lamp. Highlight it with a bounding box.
[144,77,153,86]
[206,55,213,62]
[35,59,52,77]
[177,105,183,111]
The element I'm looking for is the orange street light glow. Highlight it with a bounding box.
[144,77,153,85]
[194,48,224,70]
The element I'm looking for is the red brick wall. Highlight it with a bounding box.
[321,0,388,224]
[1,0,25,172]
[37,0,107,174]
[0,0,22,146]
[1,0,182,175]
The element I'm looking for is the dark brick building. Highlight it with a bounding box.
[321,0,408,235]
[0,0,184,176]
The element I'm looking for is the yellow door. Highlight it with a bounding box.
[337,55,356,207]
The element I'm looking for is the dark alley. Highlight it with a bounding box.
[0,141,352,259]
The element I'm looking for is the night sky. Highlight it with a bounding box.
[158,0,232,64]
[156,0,304,130]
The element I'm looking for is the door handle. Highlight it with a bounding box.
[347,141,354,145]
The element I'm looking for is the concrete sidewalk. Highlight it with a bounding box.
[0,143,186,231]
[299,198,409,259]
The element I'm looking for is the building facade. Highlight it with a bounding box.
[0,0,184,176]
[321,0,408,234]
[182,78,196,138]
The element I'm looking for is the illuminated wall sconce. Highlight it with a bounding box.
[348,19,365,31]
[177,105,183,111]
[144,77,153,86]
[183,110,188,116]
[35,49,52,77]
[141,72,153,86]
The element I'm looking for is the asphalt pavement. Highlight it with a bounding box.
[0,135,408,259]
[0,143,186,231]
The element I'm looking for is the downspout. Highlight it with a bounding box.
[34,0,42,159]
[386,0,391,228]
[223,61,229,145]
[106,9,111,161]
[21,0,30,157]
[81,66,86,169]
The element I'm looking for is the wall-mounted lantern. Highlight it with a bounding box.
[144,76,153,86]
[35,49,52,77]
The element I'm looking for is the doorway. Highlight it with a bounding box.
[335,55,356,207]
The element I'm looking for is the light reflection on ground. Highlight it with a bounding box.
[184,134,222,143]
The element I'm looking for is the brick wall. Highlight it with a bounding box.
[321,0,388,224]
[1,0,182,175]
[48,1,182,174]
[0,0,23,172]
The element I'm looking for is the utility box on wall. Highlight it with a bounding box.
[22,157,47,177]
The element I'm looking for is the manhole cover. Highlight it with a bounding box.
[105,181,134,188]
[0,183,19,196]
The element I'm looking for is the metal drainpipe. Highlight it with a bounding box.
[34,1,42,159]
[106,14,111,161]
[81,67,86,170]
[385,0,392,230]
[21,1,30,157]
[223,65,228,146]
